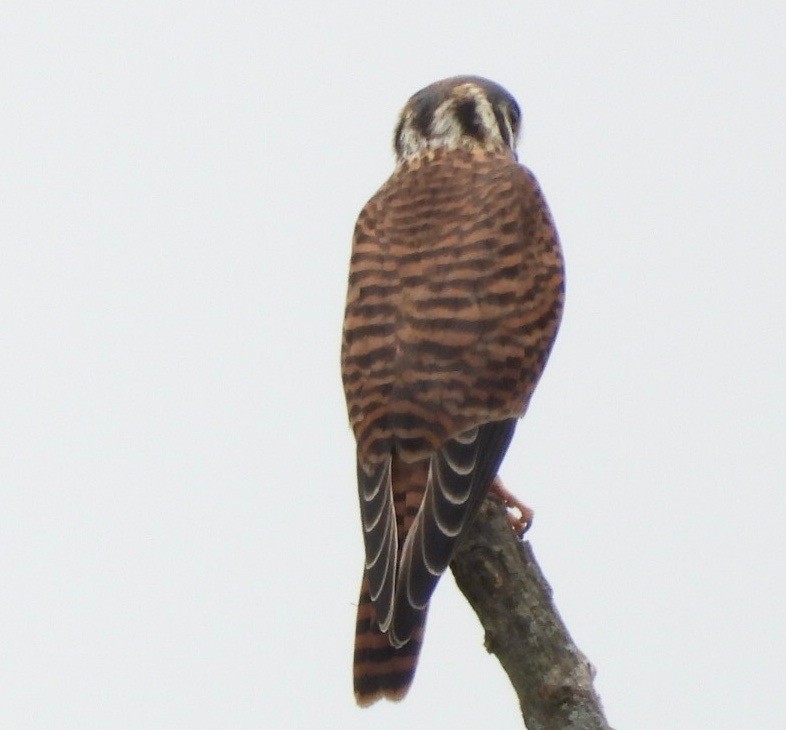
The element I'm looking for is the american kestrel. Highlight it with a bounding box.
[341,76,565,706]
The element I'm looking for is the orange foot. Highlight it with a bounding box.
[489,477,534,538]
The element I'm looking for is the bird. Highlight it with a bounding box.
[341,76,565,707]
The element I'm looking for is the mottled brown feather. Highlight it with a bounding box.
[343,144,564,705]
[343,146,564,463]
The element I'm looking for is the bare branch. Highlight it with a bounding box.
[451,496,613,729]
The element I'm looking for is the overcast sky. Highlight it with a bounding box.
[2,2,784,728]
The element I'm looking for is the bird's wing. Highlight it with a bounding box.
[389,418,516,646]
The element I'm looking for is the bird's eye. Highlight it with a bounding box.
[508,102,521,129]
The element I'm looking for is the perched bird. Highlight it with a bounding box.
[341,76,565,707]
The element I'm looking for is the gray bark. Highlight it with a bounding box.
[451,496,614,730]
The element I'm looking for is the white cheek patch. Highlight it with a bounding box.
[396,111,428,158]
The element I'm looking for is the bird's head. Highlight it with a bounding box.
[393,76,521,162]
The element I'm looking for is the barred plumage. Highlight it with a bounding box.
[341,76,565,707]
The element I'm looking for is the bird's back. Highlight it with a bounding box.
[343,146,564,466]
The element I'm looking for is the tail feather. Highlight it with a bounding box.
[353,577,427,706]
[353,457,430,706]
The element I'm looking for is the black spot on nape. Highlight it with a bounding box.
[454,99,484,141]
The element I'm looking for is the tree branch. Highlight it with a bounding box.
[451,496,613,729]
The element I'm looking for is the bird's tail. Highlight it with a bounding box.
[353,576,427,707]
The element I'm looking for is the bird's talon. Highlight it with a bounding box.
[491,477,534,538]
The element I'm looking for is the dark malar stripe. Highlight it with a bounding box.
[393,117,406,157]
[492,103,512,147]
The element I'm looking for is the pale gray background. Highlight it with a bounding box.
[2,2,784,728]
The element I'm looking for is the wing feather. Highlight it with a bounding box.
[357,458,397,631]
[389,418,517,646]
